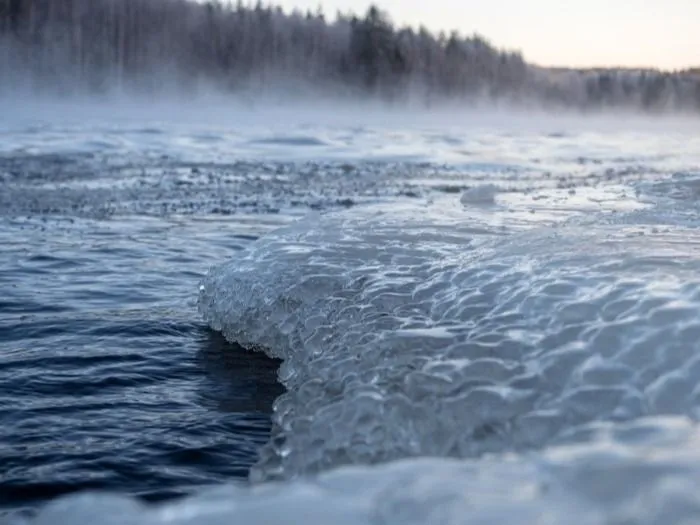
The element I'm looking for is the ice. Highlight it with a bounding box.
[8,114,700,524]
[17,417,700,524]
[197,192,700,484]
[460,183,499,205]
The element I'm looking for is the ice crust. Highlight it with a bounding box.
[21,189,700,524]
[198,199,700,482]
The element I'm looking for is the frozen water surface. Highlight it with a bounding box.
[4,104,700,524]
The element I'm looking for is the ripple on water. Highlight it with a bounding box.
[0,216,283,516]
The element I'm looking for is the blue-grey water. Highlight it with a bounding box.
[0,200,286,514]
[4,107,700,524]
[0,110,449,515]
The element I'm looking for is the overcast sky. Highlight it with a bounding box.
[271,0,699,70]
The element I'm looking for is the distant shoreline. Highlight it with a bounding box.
[1,0,698,113]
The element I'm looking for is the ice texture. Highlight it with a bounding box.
[10,118,700,523]
[197,197,700,483]
[21,190,700,524]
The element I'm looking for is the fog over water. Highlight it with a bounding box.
[2,0,699,111]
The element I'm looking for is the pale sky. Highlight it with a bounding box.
[275,0,700,70]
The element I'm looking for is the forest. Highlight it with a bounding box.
[1,0,699,112]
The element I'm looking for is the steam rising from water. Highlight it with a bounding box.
[2,97,700,148]
[2,0,699,112]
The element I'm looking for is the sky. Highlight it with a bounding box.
[273,0,700,70]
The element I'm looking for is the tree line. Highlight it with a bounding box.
[1,0,699,112]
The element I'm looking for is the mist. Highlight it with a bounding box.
[2,0,699,116]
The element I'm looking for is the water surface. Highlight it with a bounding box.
[3,110,700,523]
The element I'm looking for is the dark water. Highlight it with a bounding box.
[0,136,639,516]
[0,128,428,516]
[0,131,441,517]
[0,212,287,515]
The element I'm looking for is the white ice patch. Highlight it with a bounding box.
[460,183,499,205]
[197,197,700,484]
